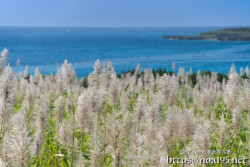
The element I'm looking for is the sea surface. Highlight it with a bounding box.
[0,27,250,76]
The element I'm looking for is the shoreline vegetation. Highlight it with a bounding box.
[163,27,250,41]
[0,48,249,166]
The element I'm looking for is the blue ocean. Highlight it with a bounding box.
[0,27,249,76]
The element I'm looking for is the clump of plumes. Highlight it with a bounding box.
[0,50,249,166]
[193,119,211,156]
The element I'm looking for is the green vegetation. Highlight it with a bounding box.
[0,48,249,166]
[163,27,250,41]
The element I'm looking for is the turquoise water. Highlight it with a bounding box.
[0,27,249,76]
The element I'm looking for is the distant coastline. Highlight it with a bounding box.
[163,27,250,41]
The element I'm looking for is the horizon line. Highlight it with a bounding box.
[1,25,250,29]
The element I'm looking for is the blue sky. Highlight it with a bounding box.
[0,0,249,27]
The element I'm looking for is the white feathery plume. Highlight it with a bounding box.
[61,60,76,89]
[0,66,14,136]
[0,48,8,74]
[240,80,250,110]
[152,150,169,167]
[75,92,90,130]
[2,131,11,163]
[217,115,228,149]
[108,73,118,106]
[159,74,179,106]
[101,61,113,93]
[230,64,236,74]
[182,146,194,167]
[34,67,41,84]
[189,67,192,74]
[55,68,64,94]
[134,95,146,129]
[193,119,211,156]
[31,129,42,157]
[0,158,7,167]
[120,92,129,114]
[89,118,103,167]
[88,87,103,114]
[165,107,180,139]
[129,130,147,167]
[172,62,176,71]
[137,76,143,92]
[179,109,196,140]
[122,111,132,138]
[240,67,244,76]
[193,88,212,112]
[177,67,185,84]
[90,59,102,89]
[247,114,250,160]
[54,96,64,128]
[245,66,250,77]
[35,95,49,132]
[9,111,31,167]
[31,96,49,157]
[21,86,33,111]
[224,71,239,110]
[143,68,154,92]
[58,120,73,147]
[23,65,29,78]
[232,106,241,136]
[145,98,161,145]
[156,126,171,155]
[19,78,28,93]
[106,114,123,167]
[16,58,20,66]
[29,74,34,84]
[135,63,141,77]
